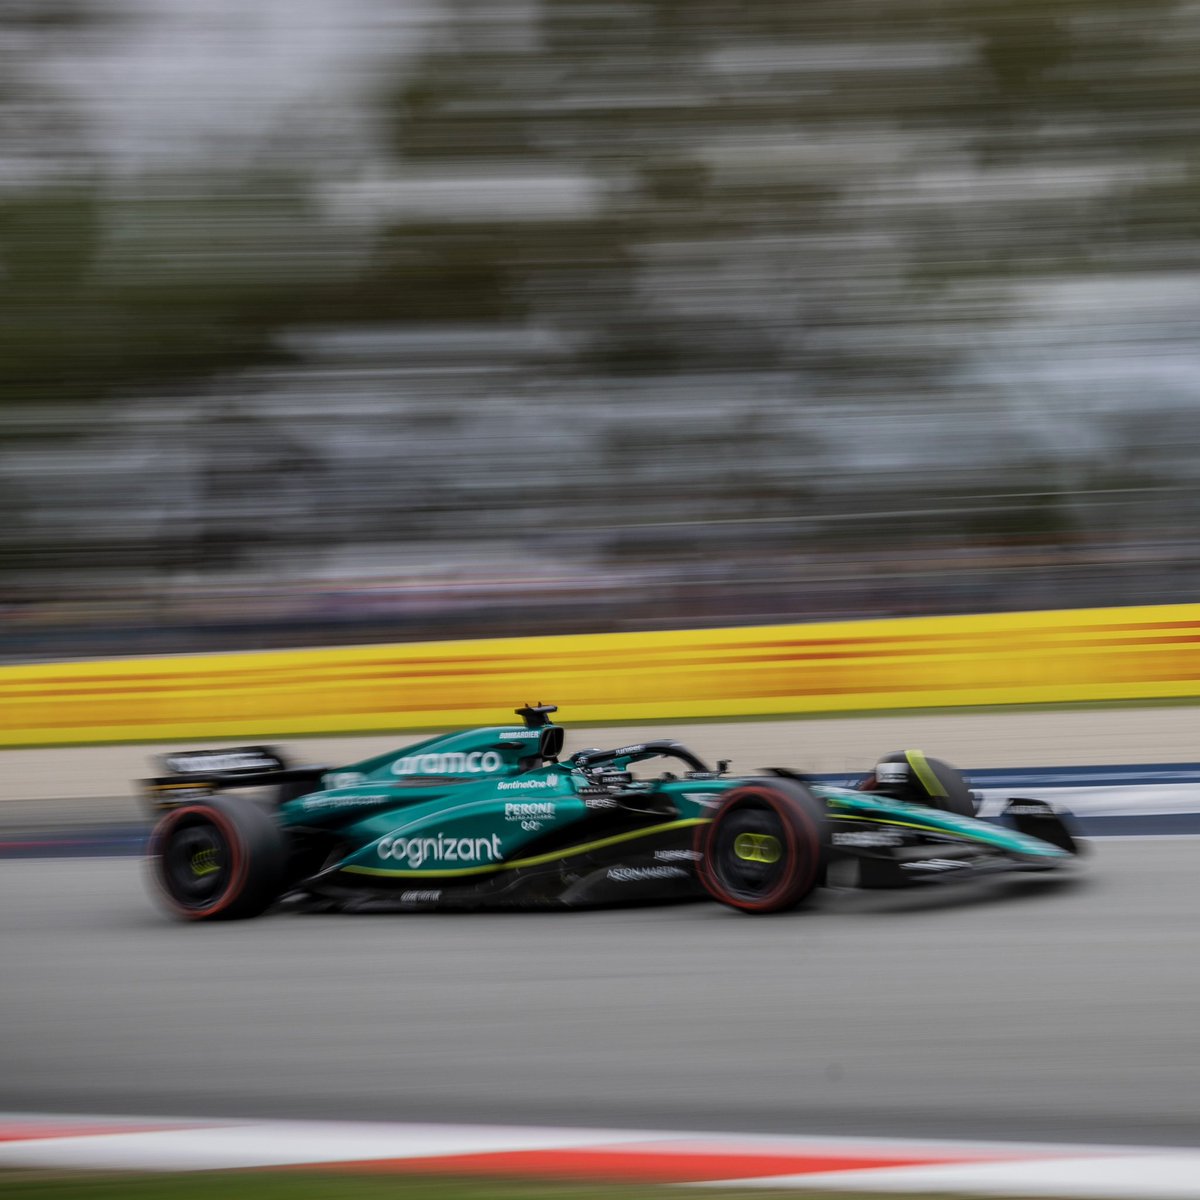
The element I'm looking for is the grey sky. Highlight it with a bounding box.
[35,0,430,173]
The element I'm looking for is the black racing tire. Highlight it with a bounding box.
[861,751,976,818]
[697,779,827,914]
[150,795,287,921]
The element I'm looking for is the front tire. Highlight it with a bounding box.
[698,780,826,913]
[150,795,287,921]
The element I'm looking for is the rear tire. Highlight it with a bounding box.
[698,780,826,913]
[150,795,287,921]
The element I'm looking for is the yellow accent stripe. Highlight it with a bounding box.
[341,817,711,878]
[905,750,946,798]
[6,601,1200,744]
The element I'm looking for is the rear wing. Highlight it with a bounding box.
[143,745,328,813]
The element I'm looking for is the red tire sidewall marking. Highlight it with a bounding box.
[152,805,247,920]
[700,786,817,913]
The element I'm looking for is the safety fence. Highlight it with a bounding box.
[2,603,1199,745]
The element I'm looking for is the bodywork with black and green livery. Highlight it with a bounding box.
[145,705,1081,920]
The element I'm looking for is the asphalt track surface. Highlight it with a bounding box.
[3,840,1199,1149]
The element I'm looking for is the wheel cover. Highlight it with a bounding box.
[711,805,790,902]
[733,831,782,864]
[161,819,231,910]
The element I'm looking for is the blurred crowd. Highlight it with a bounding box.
[2,532,1192,660]
[2,0,1200,660]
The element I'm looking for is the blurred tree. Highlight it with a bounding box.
[361,0,1200,563]
[4,0,1200,619]
[0,184,347,405]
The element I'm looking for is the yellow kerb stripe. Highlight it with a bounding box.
[4,601,1200,744]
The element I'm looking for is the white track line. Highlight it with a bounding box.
[4,1114,1200,1195]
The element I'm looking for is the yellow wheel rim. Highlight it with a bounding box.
[733,831,782,864]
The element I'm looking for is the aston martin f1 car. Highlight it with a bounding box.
[145,705,1081,920]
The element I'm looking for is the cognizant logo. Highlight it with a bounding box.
[392,751,503,776]
[377,832,503,868]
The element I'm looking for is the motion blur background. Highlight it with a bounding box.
[3,0,1199,661]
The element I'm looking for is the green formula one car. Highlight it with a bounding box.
[145,705,1080,920]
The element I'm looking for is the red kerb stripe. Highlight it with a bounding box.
[326,1147,974,1182]
[0,1123,177,1143]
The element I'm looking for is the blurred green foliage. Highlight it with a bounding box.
[2,0,1197,402]
[1,0,1199,625]
[0,185,356,405]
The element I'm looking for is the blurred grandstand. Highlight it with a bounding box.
[2,0,1199,660]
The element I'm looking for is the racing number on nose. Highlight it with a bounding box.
[733,832,781,864]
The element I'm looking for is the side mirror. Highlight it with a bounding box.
[717,759,730,775]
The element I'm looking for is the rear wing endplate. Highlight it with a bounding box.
[143,745,326,812]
